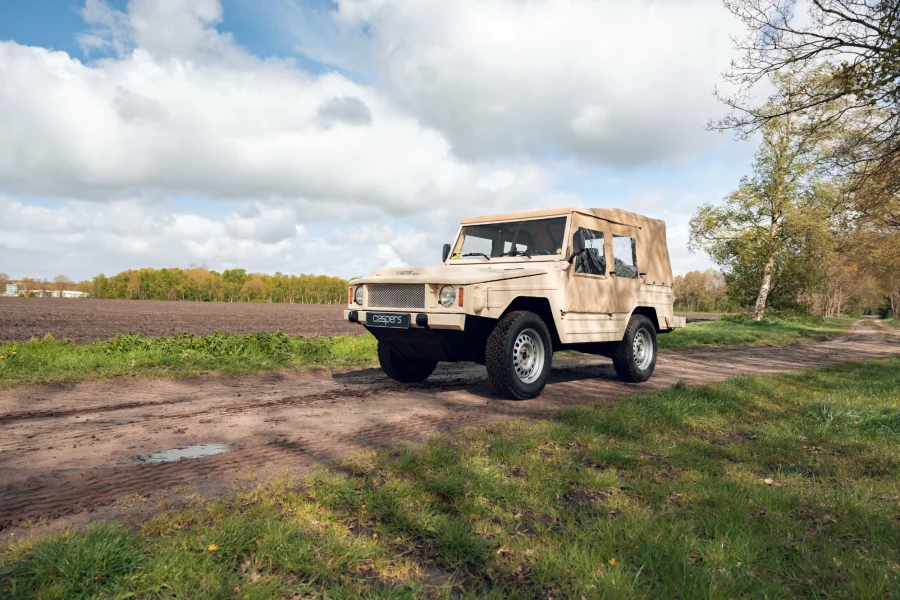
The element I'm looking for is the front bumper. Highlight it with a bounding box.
[344,310,466,331]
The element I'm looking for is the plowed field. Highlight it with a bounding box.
[0,298,359,343]
[0,298,718,344]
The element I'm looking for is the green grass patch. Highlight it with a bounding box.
[1,318,853,387]
[658,316,851,350]
[0,331,378,387]
[4,357,900,598]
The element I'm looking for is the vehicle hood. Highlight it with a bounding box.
[352,264,553,286]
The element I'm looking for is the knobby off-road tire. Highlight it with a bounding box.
[377,342,438,383]
[485,311,553,400]
[612,314,658,383]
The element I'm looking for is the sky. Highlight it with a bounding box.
[0,0,757,282]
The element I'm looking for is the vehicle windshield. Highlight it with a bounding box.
[454,217,567,259]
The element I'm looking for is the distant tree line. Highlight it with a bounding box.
[91,267,349,304]
[673,270,730,313]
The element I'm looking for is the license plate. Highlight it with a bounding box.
[366,313,410,329]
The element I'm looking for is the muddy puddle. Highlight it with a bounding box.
[135,444,229,464]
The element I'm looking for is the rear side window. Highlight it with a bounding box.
[613,235,638,278]
[573,228,606,276]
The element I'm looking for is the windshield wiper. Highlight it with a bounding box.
[462,252,491,260]
[506,250,532,258]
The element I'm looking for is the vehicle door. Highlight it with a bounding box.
[563,214,643,314]
[606,223,642,313]
[563,213,614,313]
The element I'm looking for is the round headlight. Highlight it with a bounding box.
[354,286,365,305]
[439,285,456,307]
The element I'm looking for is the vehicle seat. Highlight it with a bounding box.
[576,247,606,275]
[613,257,638,278]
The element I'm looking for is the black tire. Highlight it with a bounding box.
[612,314,657,383]
[485,311,553,400]
[377,342,437,383]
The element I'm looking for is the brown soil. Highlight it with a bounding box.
[0,298,361,343]
[1,320,897,539]
[0,297,713,344]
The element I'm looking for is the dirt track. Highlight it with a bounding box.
[1,320,898,535]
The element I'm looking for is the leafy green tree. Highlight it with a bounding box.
[222,269,249,303]
[691,85,841,319]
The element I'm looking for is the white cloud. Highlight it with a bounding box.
[0,0,557,221]
[0,0,729,280]
[334,0,740,165]
[0,195,456,280]
[79,0,133,56]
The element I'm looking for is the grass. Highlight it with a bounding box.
[0,332,377,387]
[3,357,899,598]
[657,316,851,350]
[0,317,853,387]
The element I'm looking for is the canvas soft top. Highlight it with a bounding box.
[459,206,672,285]
[460,207,664,229]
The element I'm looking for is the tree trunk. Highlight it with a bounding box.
[753,250,777,321]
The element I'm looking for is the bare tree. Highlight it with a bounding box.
[53,275,74,298]
[0,272,9,287]
[715,0,900,224]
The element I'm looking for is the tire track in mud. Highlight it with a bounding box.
[0,411,482,528]
[0,388,378,456]
[0,388,377,426]
[1,320,898,531]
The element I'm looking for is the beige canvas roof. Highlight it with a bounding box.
[459,206,673,285]
[460,206,664,229]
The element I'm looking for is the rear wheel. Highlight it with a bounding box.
[612,314,657,382]
[377,342,437,383]
[485,311,553,400]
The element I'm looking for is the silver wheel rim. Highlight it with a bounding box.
[633,328,653,370]
[513,328,545,384]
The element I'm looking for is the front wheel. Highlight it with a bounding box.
[377,342,437,383]
[485,311,553,400]
[612,314,657,382]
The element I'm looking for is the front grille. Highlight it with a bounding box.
[368,284,425,309]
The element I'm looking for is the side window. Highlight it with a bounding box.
[612,235,638,278]
[573,228,606,276]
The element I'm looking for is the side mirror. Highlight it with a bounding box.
[566,235,584,264]
[442,243,452,262]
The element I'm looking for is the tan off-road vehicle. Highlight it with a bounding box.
[345,207,685,399]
